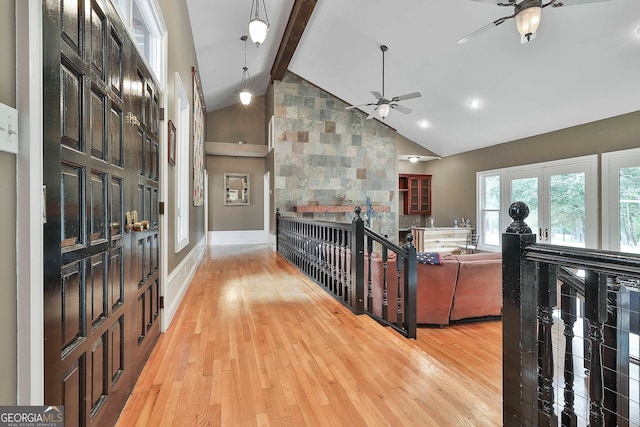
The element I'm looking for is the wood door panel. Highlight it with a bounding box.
[89,254,106,327]
[90,5,106,81]
[44,0,162,425]
[90,89,107,160]
[61,261,85,352]
[61,0,83,56]
[89,333,107,415]
[61,63,83,151]
[63,357,84,427]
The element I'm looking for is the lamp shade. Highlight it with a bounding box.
[378,103,390,118]
[515,6,541,40]
[249,18,268,46]
[239,90,252,106]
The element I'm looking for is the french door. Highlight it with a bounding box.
[42,0,161,425]
[602,148,640,253]
[503,155,598,248]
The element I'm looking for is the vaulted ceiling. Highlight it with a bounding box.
[186,0,640,157]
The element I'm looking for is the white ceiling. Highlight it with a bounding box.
[186,0,640,157]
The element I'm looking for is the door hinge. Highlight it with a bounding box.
[159,201,164,215]
[159,296,164,309]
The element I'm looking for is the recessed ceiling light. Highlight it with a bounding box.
[418,120,430,129]
[468,99,481,109]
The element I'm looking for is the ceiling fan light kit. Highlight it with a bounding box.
[345,45,422,120]
[249,0,270,47]
[515,4,541,41]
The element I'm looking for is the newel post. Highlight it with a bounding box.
[502,202,538,427]
[404,233,417,339]
[352,206,365,315]
[275,208,280,252]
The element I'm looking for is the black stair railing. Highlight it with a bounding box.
[276,207,417,339]
[503,201,639,427]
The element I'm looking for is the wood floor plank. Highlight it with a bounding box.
[116,245,503,426]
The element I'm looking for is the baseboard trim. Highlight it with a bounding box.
[163,235,206,331]
[208,230,267,245]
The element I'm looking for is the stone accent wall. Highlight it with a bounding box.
[273,73,397,236]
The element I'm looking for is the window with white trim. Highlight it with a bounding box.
[111,0,166,84]
[174,72,189,252]
[477,172,501,249]
[476,155,598,251]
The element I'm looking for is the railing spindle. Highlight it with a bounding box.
[585,270,607,427]
[537,263,558,426]
[381,245,388,321]
[560,282,577,427]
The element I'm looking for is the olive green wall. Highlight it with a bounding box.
[206,96,267,233]
[206,95,266,144]
[0,0,17,405]
[160,0,205,271]
[424,110,640,229]
[206,156,265,232]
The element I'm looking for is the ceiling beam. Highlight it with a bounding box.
[270,0,317,82]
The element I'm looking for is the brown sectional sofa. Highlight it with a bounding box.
[367,251,502,326]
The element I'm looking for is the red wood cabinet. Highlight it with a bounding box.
[399,174,432,214]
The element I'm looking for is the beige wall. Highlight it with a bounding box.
[206,95,266,145]
[424,110,640,228]
[160,0,206,271]
[206,95,267,233]
[206,156,266,231]
[0,0,17,405]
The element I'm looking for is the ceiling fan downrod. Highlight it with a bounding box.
[380,45,387,99]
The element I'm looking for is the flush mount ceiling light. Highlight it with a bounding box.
[409,156,420,163]
[238,35,252,106]
[418,120,431,129]
[248,0,270,47]
[468,99,481,109]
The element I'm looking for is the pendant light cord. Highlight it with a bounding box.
[250,0,270,25]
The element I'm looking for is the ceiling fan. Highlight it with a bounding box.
[345,45,421,120]
[457,0,609,44]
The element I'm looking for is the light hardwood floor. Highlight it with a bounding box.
[115,245,503,426]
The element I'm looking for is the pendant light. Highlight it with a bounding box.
[248,0,270,47]
[238,35,252,106]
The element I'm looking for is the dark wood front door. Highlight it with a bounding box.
[42,1,161,425]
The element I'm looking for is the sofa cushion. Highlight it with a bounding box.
[453,252,501,262]
[449,255,502,321]
[415,258,459,325]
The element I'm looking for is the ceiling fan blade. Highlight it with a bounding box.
[390,104,412,114]
[345,103,376,110]
[391,92,421,102]
[467,0,515,4]
[550,0,609,6]
[457,14,514,44]
[371,91,383,100]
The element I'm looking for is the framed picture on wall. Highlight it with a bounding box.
[168,120,176,166]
